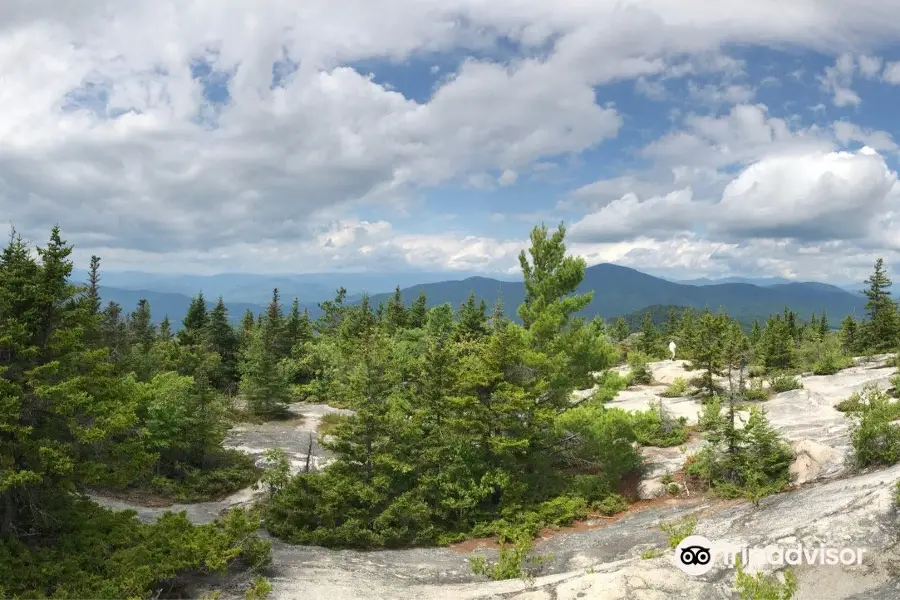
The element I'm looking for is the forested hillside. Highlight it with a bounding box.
[2,223,898,598]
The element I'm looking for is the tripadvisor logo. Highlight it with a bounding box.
[674,535,867,576]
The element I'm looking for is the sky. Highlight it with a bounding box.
[4,1,900,284]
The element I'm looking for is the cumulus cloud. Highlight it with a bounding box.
[715,146,899,241]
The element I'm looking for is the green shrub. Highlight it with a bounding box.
[641,547,665,559]
[660,515,697,548]
[469,534,550,581]
[0,500,271,600]
[836,392,865,413]
[684,407,793,504]
[849,386,900,468]
[698,395,725,432]
[631,402,689,447]
[769,375,802,394]
[744,378,771,401]
[628,351,653,385]
[592,493,628,516]
[734,558,797,599]
[245,576,273,600]
[661,377,688,398]
[748,365,766,378]
[149,449,261,502]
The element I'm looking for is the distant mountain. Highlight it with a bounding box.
[363,263,867,324]
[676,275,797,287]
[97,286,264,327]
[95,263,868,329]
[76,269,518,304]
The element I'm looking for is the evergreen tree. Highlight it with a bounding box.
[749,319,762,346]
[86,255,101,315]
[611,316,630,342]
[265,288,289,359]
[284,298,312,351]
[383,285,407,334]
[0,228,152,532]
[158,315,173,341]
[862,258,898,352]
[100,301,129,365]
[818,309,829,338]
[489,291,508,330]
[239,314,292,416]
[408,292,428,329]
[638,311,660,357]
[178,293,208,346]
[455,291,489,342]
[205,297,239,392]
[840,315,858,355]
[128,299,155,351]
[316,288,348,336]
[758,315,795,372]
[691,310,728,396]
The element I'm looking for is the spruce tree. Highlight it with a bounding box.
[818,309,829,338]
[383,285,407,334]
[840,315,858,355]
[455,291,489,342]
[128,299,155,351]
[638,311,660,357]
[239,315,291,417]
[86,255,101,315]
[205,297,239,392]
[0,227,151,532]
[159,314,173,341]
[691,310,728,396]
[862,258,898,352]
[179,293,208,346]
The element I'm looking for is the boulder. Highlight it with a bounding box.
[789,439,845,486]
[638,478,666,500]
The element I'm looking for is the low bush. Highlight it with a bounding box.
[148,449,261,503]
[661,377,689,398]
[627,351,653,385]
[769,375,802,394]
[0,500,271,599]
[592,493,628,516]
[631,402,689,447]
[660,515,697,548]
[848,386,900,468]
[744,378,771,401]
[734,558,797,599]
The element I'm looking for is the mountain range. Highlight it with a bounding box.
[90,263,868,328]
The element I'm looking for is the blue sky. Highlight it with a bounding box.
[4,1,900,285]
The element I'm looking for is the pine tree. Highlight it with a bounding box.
[758,315,795,372]
[408,292,428,329]
[489,291,508,330]
[517,223,592,348]
[316,288,347,336]
[819,309,829,338]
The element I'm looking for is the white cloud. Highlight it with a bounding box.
[883,61,900,84]
[832,121,898,152]
[6,0,900,278]
[643,104,829,169]
[568,189,704,243]
[716,146,899,241]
